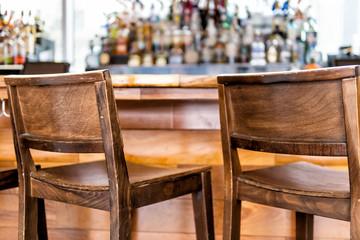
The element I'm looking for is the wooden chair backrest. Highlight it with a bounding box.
[21,62,70,74]
[218,66,360,157]
[333,58,360,67]
[4,70,128,188]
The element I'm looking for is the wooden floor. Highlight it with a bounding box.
[0,124,351,239]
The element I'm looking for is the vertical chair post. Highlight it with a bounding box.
[296,212,314,240]
[192,170,215,240]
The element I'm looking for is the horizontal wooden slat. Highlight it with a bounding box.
[231,133,347,156]
[139,88,218,100]
[237,181,350,221]
[20,134,104,153]
[111,74,180,87]
[218,65,359,84]
[179,75,217,88]
[4,70,106,86]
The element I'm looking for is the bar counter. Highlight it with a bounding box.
[0,74,350,239]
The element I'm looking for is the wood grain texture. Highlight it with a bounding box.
[218,65,359,84]
[5,70,215,240]
[0,172,352,239]
[296,212,314,240]
[231,133,347,156]
[180,75,217,88]
[21,62,69,75]
[0,68,355,239]
[117,100,220,130]
[17,83,102,139]
[239,162,349,198]
[226,80,346,143]
[5,71,105,86]
[111,74,180,87]
[342,76,360,238]
[218,66,359,240]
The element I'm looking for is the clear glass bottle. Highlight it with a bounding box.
[3,29,13,65]
[85,40,99,68]
[250,30,266,66]
[13,36,26,64]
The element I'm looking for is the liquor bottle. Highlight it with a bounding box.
[34,14,44,53]
[115,23,129,55]
[154,21,168,66]
[0,36,4,65]
[13,36,26,64]
[227,16,241,63]
[168,43,183,64]
[142,40,154,66]
[286,18,299,41]
[280,40,291,63]
[303,17,318,64]
[3,30,13,65]
[85,40,99,68]
[242,18,254,47]
[250,30,266,66]
[190,4,202,52]
[128,41,141,67]
[184,44,199,64]
[201,44,213,64]
[155,52,167,66]
[205,18,217,47]
[22,15,35,59]
[303,57,320,70]
[182,0,193,28]
[136,19,145,54]
[152,23,161,54]
[272,0,284,32]
[266,35,278,63]
[183,29,199,64]
[214,40,226,63]
[99,37,111,65]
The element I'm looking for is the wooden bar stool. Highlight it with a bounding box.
[21,61,70,74]
[0,166,48,239]
[217,66,360,239]
[5,70,214,240]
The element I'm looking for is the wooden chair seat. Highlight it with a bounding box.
[31,160,210,191]
[218,66,360,239]
[5,70,214,240]
[0,167,18,191]
[0,166,48,239]
[239,161,349,198]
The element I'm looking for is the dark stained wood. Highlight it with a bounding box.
[218,66,360,240]
[0,164,48,239]
[239,162,349,198]
[230,133,347,156]
[21,61,70,75]
[296,212,314,240]
[5,70,214,240]
[225,80,346,142]
[218,65,360,84]
[20,133,104,153]
[218,84,242,240]
[0,167,18,191]
[4,70,105,86]
[342,76,360,237]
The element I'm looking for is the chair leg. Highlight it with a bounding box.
[296,212,314,240]
[110,207,132,240]
[18,193,38,240]
[222,184,241,240]
[192,171,215,240]
[350,202,360,239]
[37,198,48,240]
